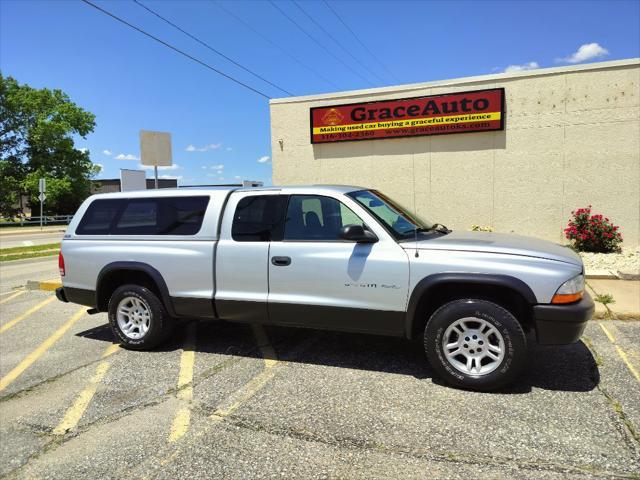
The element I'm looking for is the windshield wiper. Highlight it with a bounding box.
[428,223,451,234]
[401,224,450,238]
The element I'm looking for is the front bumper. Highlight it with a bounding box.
[533,292,594,345]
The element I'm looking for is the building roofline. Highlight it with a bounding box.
[87,184,368,199]
[269,58,640,105]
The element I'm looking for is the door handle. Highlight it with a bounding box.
[271,256,291,266]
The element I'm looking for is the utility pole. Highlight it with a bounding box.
[38,178,46,231]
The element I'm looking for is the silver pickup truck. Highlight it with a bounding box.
[56,185,594,391]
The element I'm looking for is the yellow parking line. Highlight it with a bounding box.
[168,323,197,443]
[614,346,640,382]
[0,290,25,304]
[599,323,616,343]
[210,368,277,421]
[211,324,278,421]
[0,296,56,334]
[52,343,120,435]
[599,323,640,382]
[0,307,86,393]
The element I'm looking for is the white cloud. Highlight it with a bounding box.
[206,174,226,180]
[557,42,609,64]
[78,147,88,153]
[234,175,242,180]
[202,164,224,172]
[185,143,222,152]
[115,153,139,161]
[503,61,539,73]
[159,175,183,180]
[102,149,112,156]
[226,147,233,151]
[138,163,181,171]
[257,155,270,164]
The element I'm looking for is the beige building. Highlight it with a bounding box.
[270,58,640,246]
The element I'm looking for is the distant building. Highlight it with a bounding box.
[270,58,640,246]
[92,178,178,194]
[179,180,264,188]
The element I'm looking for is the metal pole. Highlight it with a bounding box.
[40,197,43,231]
[154,165,158,189]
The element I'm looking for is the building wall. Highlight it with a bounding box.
[92,178,178,194]
[270,59,640,246]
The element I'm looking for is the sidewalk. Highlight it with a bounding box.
[587,279,640,319]
[0,225,66,235]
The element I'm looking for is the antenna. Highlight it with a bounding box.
[413,156,419,258]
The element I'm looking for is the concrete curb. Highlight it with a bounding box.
[585,272,618,280]
[592,311,640,321]
[0,227,66,235]
[617,270,640,281]
[27,280,62,291]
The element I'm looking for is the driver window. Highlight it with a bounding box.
[284,195,365,241]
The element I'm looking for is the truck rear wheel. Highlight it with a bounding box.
[424,299,526,391]
[108,284,173,350]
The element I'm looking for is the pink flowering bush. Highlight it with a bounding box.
[564,206,622,253]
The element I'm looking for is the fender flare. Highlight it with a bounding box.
[404,273,537,339]
[96,261,176,316]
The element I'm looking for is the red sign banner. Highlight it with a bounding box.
[310,88,504,144]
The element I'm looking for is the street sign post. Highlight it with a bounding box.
[38,178,46,230]
[140,130,172,189]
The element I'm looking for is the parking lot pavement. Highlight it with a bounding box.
[1,291,639,479]
[0,257,59,295]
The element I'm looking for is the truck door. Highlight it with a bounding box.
[215,191,287,322]
[267,194,410,335]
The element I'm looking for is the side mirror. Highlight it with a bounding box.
[339,225,378,243]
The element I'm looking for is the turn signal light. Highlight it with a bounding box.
[551,292,583,304]
[58,251,65,277]
[551,274,585,304]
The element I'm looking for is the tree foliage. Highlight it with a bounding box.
[0,72,97,216]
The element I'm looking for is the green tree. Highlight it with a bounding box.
[0,72,97,216]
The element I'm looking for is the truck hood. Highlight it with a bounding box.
[402,231,583,266]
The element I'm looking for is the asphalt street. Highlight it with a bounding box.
[0,228,65,249]
[0,289,638,479]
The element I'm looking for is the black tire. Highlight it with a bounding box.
[424,299,527,391]
[108,284,174,350]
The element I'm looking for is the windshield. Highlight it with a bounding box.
[347,190,434,240]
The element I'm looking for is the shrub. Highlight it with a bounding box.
[594,293,615,305]
[564,206,622,253]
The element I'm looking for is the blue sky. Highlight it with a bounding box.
[2,0,639,186]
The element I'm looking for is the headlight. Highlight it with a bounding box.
[551,274,585,304]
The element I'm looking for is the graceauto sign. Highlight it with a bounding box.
[310,88,505,144]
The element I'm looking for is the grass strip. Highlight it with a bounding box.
[0,250,58,262]
[0,242,60,255]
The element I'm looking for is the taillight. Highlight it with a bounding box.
[58,251,65,277]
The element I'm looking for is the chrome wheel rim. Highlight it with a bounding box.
[116,296,151,340]
[442,317,505,376]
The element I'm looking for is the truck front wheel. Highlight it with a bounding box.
[108,284,173,350]
[424,299,526,391]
